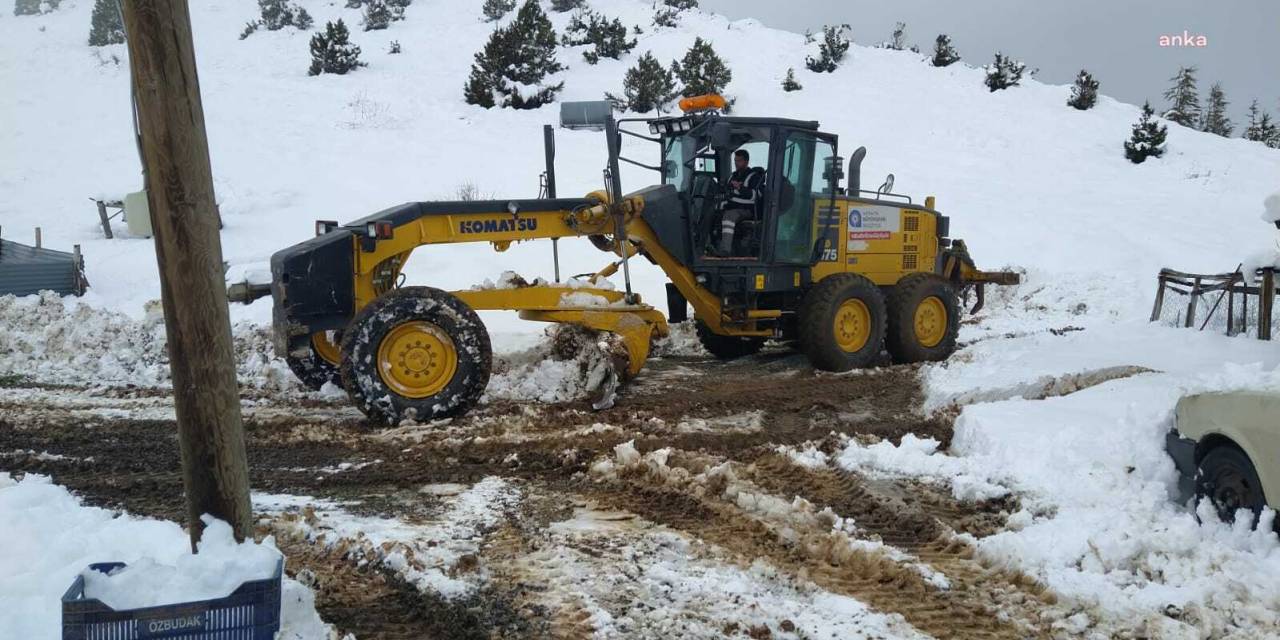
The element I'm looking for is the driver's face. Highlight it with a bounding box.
[734,155,747,171]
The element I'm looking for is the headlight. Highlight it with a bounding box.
[648,122,660,135]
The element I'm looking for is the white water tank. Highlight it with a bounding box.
[124,190,152,238]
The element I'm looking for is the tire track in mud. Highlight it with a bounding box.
[1,354,1058,638]
[583,448,1057,640]
[271,532,538,640]
[745,455,1058,632]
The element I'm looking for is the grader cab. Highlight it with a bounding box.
[264,96,1017,424]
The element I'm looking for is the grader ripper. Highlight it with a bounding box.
[266,95,1017,424]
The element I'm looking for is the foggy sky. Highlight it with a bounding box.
[702,0,1280,127]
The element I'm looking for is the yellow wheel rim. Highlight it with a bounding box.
[376,321,458,399]
[833,299,872,352]
[914,296,948,348]
[311,331,342,366]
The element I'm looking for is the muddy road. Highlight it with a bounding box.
[0,348,1073,639]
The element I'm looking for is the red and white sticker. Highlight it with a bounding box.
[849,230,891,240]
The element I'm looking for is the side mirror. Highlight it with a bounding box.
[878,173,895,196]
[709,122,732,149]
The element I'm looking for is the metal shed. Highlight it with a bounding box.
[0,237,88,297]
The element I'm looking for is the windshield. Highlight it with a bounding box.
[662,134,716,193]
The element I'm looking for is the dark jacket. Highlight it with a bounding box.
[725,167,766,211]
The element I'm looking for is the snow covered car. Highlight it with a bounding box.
[1167,390,1280,526]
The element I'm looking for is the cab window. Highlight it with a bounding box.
[773,133,835,264]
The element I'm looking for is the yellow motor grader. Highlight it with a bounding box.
[261,95,1017,424]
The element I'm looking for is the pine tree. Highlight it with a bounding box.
[88,0,125,46]
[805,24,850,73]
[464,0,564,109]
[549,0,585,11]
[362,0,403,31]
[781,67,802,92]
[930,34,959,67]
[1243,100,1280,147]
[652,7,679,28]
[607,52,678,113]
[240,0,312,39]
[1161,66,1200,127]
[308,20,365,76]
[1067,69,1099,110]
[983,52,1027,91]
[1200,82,1232,136]
[884,21,907,50]
[664,0,698,9]
[389,40,401,54]
[1124,102,1168,164]
[261,0,312,30]
[673,37,731,98]
[563,10,636,64]
[14,0,41,16]
[482,0,515,22]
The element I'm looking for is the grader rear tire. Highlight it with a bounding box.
[285,331,343,391]
[885,274,960,364]
[340,287,491,425]
[696,320,765,360]
[798,274,886,371]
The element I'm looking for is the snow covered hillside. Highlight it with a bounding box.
[4,1,1280,638]
[2,0,1278,333]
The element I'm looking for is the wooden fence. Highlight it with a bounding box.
[1151,267,1277,339]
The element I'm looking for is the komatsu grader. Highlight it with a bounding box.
[261,95,1017,424]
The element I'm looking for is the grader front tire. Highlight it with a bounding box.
[798,274,886,372]
[885,274,960,364]
[340,287,492,425]
[285,331,343,391]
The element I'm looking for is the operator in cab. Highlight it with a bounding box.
[714,149,766,256]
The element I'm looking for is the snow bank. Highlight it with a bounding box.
[0,473,337,639]
[911,299,1280,635]
[0,292,297,390]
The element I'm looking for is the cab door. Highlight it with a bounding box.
[768,131,838,265]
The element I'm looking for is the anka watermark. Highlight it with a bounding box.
[1159,30,1208,47]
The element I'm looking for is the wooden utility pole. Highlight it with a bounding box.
[120,0,253,548]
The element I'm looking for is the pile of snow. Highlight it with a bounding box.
[904,305,1280,635]
[1264,191,1280,224]
[486,325,627,404]
[1242,191,1280,278]
[0,473,338,639]
[471,270,615,292]
[0,292,297,390]
[82,516,280,610]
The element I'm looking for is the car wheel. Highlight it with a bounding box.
[1195,445,1267,526]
